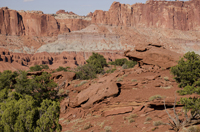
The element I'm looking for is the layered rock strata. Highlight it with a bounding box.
[92,0,200,31]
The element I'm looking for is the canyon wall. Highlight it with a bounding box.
[0,7,91,36]
[92,0,200,31]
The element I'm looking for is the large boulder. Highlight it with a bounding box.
[70,81,119,109]
[124,44,182,69]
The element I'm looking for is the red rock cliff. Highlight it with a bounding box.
[0,7,24,35]
[92,0,200,31]
[0,7,91,36]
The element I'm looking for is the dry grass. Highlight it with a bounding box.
[149,95,163,101]
[57,89,65,96]
[83,122,92,130]
[145,117,152,121]
[131,79,137,82]
[153,121,164,126]
[185,126,200,132]
[74,81,87,87]
[163,76,169,81]
[117,77,123,82]
[104,126,112,132]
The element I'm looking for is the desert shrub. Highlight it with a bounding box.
[109,58,137,69]
[0,70,18,90]
[167,51,200,131]
[171,51,200,88]
[124,114,137,120]
[125,60,137,68]
[149,95,163,101]
[104,126,112,132]
[128,119,135,123]
[15,71,58,103]
[75,64,97,80]
[109,58,128,66]
[145,117,152,121]
[163,76,169,81]
[186,125,200,132]
[171,52,200,117]
[106,68,116,73]
[74,81,88,87]
[153,121,164,126]
[0,92,61,132]
[75,53,108,80]
[122,64,128,69]
[0,70,61,132]
[29,64,49,72]
[86,52,107,74]
[56,66,69,72]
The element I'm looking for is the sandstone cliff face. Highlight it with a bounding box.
[92,0,200,31]
[56,19,90,33]
[19,12,60,36]
[0,8,91,36]
[0,7,24,35]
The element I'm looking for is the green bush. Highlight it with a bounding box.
[86,52,107,74]
[29,64,49,72]
[125,60,137,68]
[171,51,200,88]
[106,68,116,73]
[15,71,58,103]
[171,51,200,120]
[0,92,61,132]
[109,58,137,69]
[109,58,128,66]
[0,70,18,90]
[75,64,97,80]
[0,70,61,132]
[56,66,70,72]
[75,53,107,80]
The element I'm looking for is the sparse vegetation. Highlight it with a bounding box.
[165,51,200,131]
[106,68,116,73]
[128,119,135,123]
[160,85,172,89]
[153,121,164,126]
[83,122,92,130]
[185,126,200,132]
[57,88,65,95]
[74,81,87,87]
[124,114,137,123]
[104,126,112,132]
[131,79,137,82]
[75,64,97,80]
[163,76,169,81]
[29,64,49,71]
[56,66,70,72]
[109,58,137,69]
[117,77,123,82]
[149,95,163,101]
[75,52,107,80]
[145,117,152,121]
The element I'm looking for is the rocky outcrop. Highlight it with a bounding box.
[70,81,119,109]
[51,71,76,85]
[124,44,182,69]
[92,0,200,31]
[0,47,125,71]
[56,10,76,15]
